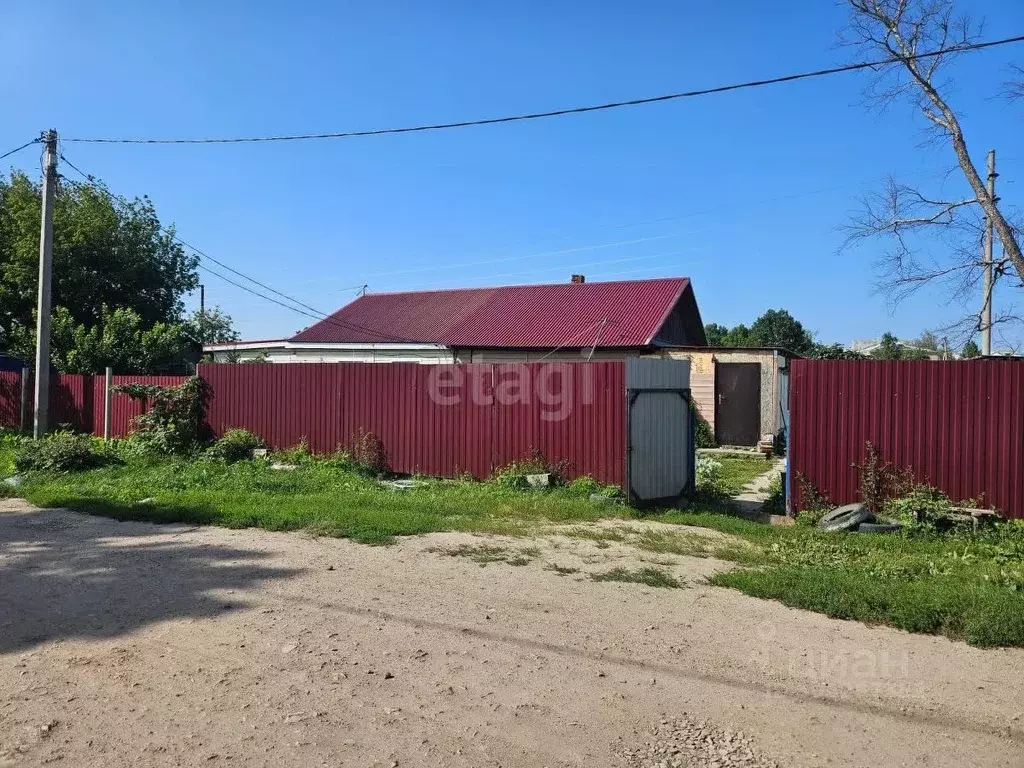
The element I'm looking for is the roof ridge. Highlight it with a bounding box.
[360,276,687,297]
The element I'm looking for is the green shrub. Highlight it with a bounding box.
[275,437,312,465]
[491,450,568,489]
[692,405,715,448]
[565,475,600,497]
[794,472,831,525]
[696,455,723,492]
[113,376,209,456]
[762,472,785,514]
[885,485,954,526]
[1,430,25,477]
[208,428,265,463]
[854,441,914,514]
[320,447,357,471]
[14,431,111,473]
[350,428,388,475]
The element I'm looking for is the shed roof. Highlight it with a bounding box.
[290,278,696,348]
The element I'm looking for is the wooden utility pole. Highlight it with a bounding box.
[981,149,997,357]
[33,130,58,438]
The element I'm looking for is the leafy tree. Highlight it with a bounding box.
[810,343,865,360]
[0,172,198,353]
[705,310,814,354]
[961,340,981,359]
[748,309,815,355]
[911,331,939,352]
[186,307,239,345]
[7,306,196,374]
[870,331,931,360]
[871,332,902,360]
[704,323,731,347]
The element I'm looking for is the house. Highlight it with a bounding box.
[205,276,707,363]
[206,276,785,447]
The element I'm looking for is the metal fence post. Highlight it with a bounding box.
[103,367,113,440]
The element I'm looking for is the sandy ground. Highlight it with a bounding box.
[1,498,1023,768]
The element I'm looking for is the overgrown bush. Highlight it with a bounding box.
[762,472,785,515]
[794,473,831,526]
[695,455,724,494]
[565,474,600,496]
[208,428,265,463]
[114,376,209,456]
[14,431,111,473]
[275,437,312,465]
[351,428,388,475]
[491,450,568,489]
[692,405,715,448]
[854,441,914,514]
[320,446,357,471]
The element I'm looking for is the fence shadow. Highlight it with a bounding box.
[0,505,301,654]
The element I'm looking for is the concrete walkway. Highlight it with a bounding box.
[731,458,785,519]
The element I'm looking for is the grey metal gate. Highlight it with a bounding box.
[625,359,694,506]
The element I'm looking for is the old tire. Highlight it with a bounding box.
[819,503,873,532]
[857,522,903,534]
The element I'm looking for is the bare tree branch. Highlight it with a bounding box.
[842,0,1024,338]
[1005,64,1024,101]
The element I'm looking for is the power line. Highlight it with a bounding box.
[58,152,421,343]
[62,35,1024,145]
[0,138,40,161]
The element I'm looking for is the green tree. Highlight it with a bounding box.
[871,332,902,360]
[810,343,865,360]
[705,310,814,354]
[748,309,815,355]
[0,172,198,352]
[7,306,196,374]
[869,332,931,360]
[187,307,239,345]
[961,339,981,359]
[704,323,731,346]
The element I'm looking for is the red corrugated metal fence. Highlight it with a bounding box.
[0,372,21,429]
[0,372,189,436]
[200,362,626,484]
[2,364,627,485]
[790,359,1024,518]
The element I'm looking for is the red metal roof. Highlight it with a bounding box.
[290,278,692,348]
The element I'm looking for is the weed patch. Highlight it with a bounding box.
[592,567,681,589]
[545,564,580,576]
[429,543,540,567]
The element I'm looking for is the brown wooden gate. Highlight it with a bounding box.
[715,362,760,446]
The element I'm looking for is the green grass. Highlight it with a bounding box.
[6,438,1024,647]
[10,454,633,544]
[0,430,18,477]
[591,567,682,589]
[716,456,773,495]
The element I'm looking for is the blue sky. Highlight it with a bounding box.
[3,1,1023,347]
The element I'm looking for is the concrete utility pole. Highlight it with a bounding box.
[199,283,206,341]
[33,129,58,439]
[981,149,998,357]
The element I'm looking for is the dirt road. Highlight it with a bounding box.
[1,500,1022,767]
